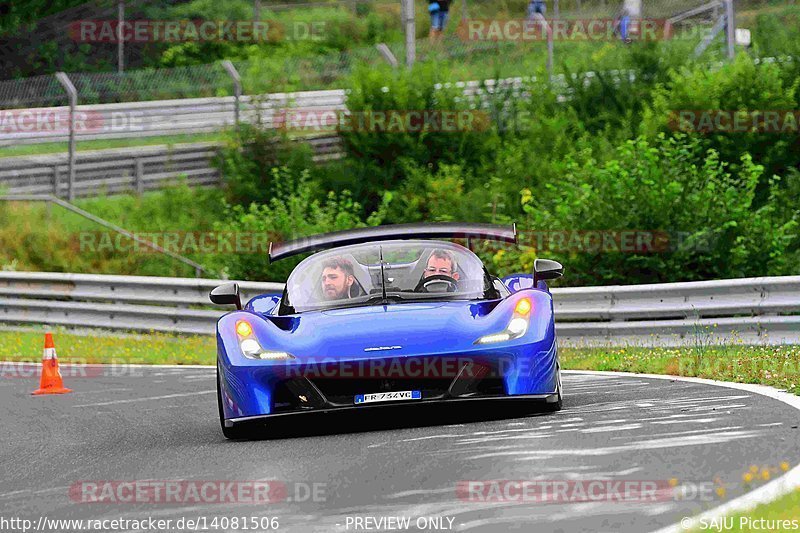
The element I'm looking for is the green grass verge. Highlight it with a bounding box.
[0,328,215,366]
[560,344,800,395]
[715,489,800,531]
[0,133,225,159]
[0,129,333,158]
[0,184,227,277]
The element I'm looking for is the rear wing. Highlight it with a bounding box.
[268,222,517,262]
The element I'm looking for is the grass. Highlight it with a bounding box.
[0,133,224,159]
[0,327,215,366]
[715,490,800,531]
[0,185,228,277]
[560,343,800,395]
[0,126,335,158]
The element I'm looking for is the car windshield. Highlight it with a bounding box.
[284,240,488,313]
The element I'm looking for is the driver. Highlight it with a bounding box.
[321,257,355,300]
[423,249,460,281]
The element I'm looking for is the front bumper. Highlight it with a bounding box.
[218,342,559,421]
[224,393,559,427]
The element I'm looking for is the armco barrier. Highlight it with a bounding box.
[1,272,798,345]
[0,135,342,197]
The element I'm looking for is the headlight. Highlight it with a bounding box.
[507,317,528,336]
[235,319,296,360]
[475,298,532,344]
[240,338,262,356]
[244,348,295,361]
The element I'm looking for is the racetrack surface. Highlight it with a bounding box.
[2,367,799,533]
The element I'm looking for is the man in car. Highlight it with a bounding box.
[423,249,460,280]
[321,257,356,300]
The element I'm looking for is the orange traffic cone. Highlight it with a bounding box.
[32,332,72,395]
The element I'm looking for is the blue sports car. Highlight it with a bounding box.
[210,223,564,439]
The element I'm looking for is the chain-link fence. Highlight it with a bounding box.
[0,0,399,78]
[0,74,70,109]
[0,0,736,81]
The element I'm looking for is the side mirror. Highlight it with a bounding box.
[533,259,563,286]
[210,282,242,310]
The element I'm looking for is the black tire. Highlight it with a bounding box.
[217,365,249,440]
[542,364,563,413]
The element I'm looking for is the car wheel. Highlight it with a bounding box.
[217,365,248,440]
[542,364,563,413]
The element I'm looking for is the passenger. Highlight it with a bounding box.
[320,257,355,300]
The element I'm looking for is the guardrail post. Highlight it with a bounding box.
[55,72,78,201]
[117,0,125,74]
[135,157,144,195]
[402,0,415,67]
[53,165,60,197]
[533,14,554,80]
[221,60,242,128]
[724,0,736,59]
[375,43,399,68]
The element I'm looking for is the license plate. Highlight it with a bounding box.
[354,390,421,404]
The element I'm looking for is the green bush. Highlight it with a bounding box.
[750,6,800,60]
[340,62,504,210]
[488,134,799,284]
[215,123,316,206]
[642,54,800,192]
[210,166,390,282]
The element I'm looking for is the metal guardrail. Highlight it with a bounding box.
[0,135,342,197]
[0,272,798,345]
[553,276,800,345]
[0,90,348,146]
[0,272,283,336]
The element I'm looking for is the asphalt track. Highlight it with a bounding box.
[2,366,800,533]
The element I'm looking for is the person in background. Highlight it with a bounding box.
[429,0,451,42]
[616,0,641,43]
[527,0,547,19]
